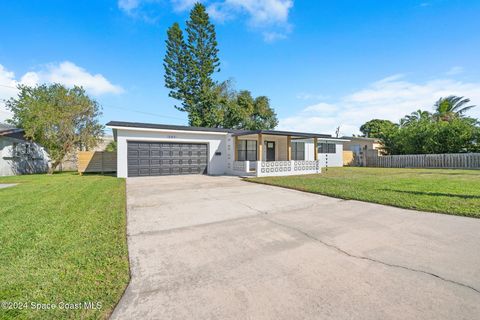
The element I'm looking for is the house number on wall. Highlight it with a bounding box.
[167,135,176,139]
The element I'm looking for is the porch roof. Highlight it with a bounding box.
[231,129,332,139]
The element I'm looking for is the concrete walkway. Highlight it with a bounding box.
[112,175,480,320]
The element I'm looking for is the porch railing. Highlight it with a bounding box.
[256,160,320,177]
[232,160,255,176]
[233,160,321,177]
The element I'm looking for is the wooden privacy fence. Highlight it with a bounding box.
[77,151,117,174]
[366,153,480,169]
[343,151,354,166]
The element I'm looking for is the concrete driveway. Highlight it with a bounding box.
[112,175,480,320]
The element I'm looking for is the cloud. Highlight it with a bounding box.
[446,66,464,76]
[296,92,329,101]
[117,0,164,23]
[117,0,294,42]
[302,102,337,115]
[279,75,480,136]
[0,62,123,122]
[262,31,288,43]
[35,62,124,95]
[207,0,293,42]
[208,0,293,26]
[118,0,141,13]
[0,65,17,122]
[171,0,198,12]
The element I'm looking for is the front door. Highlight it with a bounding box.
[266,141,275,161]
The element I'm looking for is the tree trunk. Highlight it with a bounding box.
[48,161,60,174]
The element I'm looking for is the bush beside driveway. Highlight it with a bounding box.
[247,167,480,218]
[0,173,129,320]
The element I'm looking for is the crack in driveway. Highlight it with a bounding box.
[128,198,480,296]
[258,214,480,296]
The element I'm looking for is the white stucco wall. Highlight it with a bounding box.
[318,143,343,167]
[302,139,344,167]
[114,128,228,178]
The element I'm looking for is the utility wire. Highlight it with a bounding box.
[102,104,185,121]
[0,83,185,121]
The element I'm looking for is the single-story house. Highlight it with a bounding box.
[107,121,348,178]
[0,123,49,176]
[341,136,382,166]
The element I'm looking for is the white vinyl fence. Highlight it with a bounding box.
[366,153,480,169]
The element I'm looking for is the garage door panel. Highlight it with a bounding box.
[138,168,150,176]
[139,159,150,166]
[128,141,208,177]
[150,168,161,175]
[128,149,139,157]
[160,167,171,174]
[150,150,161,157]
[149,159,161,165]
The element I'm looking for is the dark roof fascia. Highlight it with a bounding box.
[0,128,24,138]
[106,121,332,138]
[106,121,234,133]
[232,129,331,138]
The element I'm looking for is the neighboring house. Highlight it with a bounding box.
[0,123,49,176]
[341,136,382,166]
[106,121,348,178]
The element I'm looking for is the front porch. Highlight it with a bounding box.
[230,130,324,177]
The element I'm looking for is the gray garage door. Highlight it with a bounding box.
[127,142,208,177]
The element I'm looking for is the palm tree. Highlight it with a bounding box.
[400,109,431,126]
[433,96,475,121]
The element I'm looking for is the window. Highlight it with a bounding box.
[237,140,257,161]
[12,142,18,157]
[318,143,336,154]
[291,142,305,160]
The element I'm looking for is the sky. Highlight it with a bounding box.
[1,0,479,136]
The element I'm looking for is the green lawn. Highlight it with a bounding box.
[246,167,480,218]
[0,173,129,319]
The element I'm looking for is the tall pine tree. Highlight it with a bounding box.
[163,23,188,106]
[164,3,220,127]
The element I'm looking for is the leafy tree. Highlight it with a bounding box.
[105,141,117,152]
[382,117,479,154]
[216,83,278,130]
[400,109,432,126]
[6,84,103,173]
[221,85,253,129]
[433,96,475,122]
[364,96,479,155]
[359,119,398,138]
[164,3,220,127]
[250,95,278,130]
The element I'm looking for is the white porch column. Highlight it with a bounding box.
[257,133,263,161]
